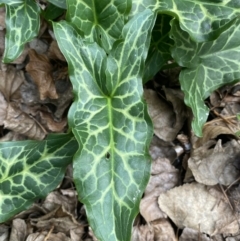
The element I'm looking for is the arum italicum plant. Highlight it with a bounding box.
[1,0,240,240]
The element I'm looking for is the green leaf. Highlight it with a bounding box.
[42,3,65,21]
[130,0,158,18]
[158,0,240,42]
[0,133,78,223]
[0,0,23,5]
[53,9,155,241]
[3,0,40,63]
[47,0,67,9]
[143,14,173,83]
[66,0,131,52]
[171,18,240,136]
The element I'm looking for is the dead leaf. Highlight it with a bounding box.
[0,7,5,30]
[179,228,213,241]
[48,40,66,61]
[26,232,72,241]
[140,157,179,222]
[26,49,58,100]
[0,92,7,125]
[132,219,176,241]
[158,183,239,235]
[29,38,48,54]
[0,30,5,56]
[0,63,25,101]
[189,140,240,186]
[3,103,46,140]
[0,224,9,241]
[9,219,27,241]
[144,89,177,142]
[39,111,67,132]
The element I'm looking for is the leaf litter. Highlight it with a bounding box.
[1,6,240,241]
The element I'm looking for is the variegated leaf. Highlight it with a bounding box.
[171,18,240,136]
[66,0,131,52]
[0,133,78,223]
[3,0,40,63]
[47,0,67,9]
[53,9,155,241]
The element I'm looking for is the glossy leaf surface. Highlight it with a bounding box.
[54,9,155,241]
[3,0,40,63]
[66,0,131,52]
[47,0,67,9]
[0,133,78,223]
[171,18,240,136]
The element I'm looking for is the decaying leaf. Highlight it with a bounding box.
[158,183,239,236]
[132,219,176,241]
[189,139,240,185]
[179,228,213,241]
[0,63,25,101]
[26,232,72,241]
[0,224,9,241]
[0,92,7,125]
[144,89,178,142]
[140,157,179,222]
[48,40,66,61]
[26,49,58,100]
[9,219,27,241]
[3,103,46,140]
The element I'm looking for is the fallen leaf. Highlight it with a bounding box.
[189,140,240,186]
[158,183,239,235]
[3,103,46,140]
[29,38,48,54]
[26,232,72,241]
[0,224,9,241]
[26,49,58,100]
[0,63,25,101]
[39,111,67,132]
[0,30,5,56]
[144,89,177,142]
[140,157,179,222]
[179,228,213,241]
[0,7,5,30]
[0,92,7,125]
[9,219,27,241]
[132,219,176,241]
[48,40,66,61]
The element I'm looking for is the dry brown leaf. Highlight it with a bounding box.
[189,140,240,186]
[0,63,25,101]
[3,103,46,140]
[158,183,239,236]
[0,224,9,241]
[42,191,78,216]
[48,40,66,61]
[149,136,177,163]
[0,8,5,30]
[144,89,177,142]
[40,111,67,132]
[0,30,5,56]
[26,232,72,241]
[0,91,7,125]
[140,157,179,222]
[179,228,213,241]
[26,49,58,100]
[132,220,176,241]
[9,219,27,241]
[29,38,48,54]
[194,123,236,149]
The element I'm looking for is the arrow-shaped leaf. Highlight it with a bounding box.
[66,0,131,52]
[157,0,240,42]
[53,9,155,241]
[3,0,40,63]
[171,18,240,136]
[0,133,78,223]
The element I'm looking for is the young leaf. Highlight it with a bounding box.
[3,0,40,63]
[53,9,155,241]
[66,0,131,52]
[158,0,240,42]
[171,18,240,136]
[143,14,173,83]
[0,133,78,223]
